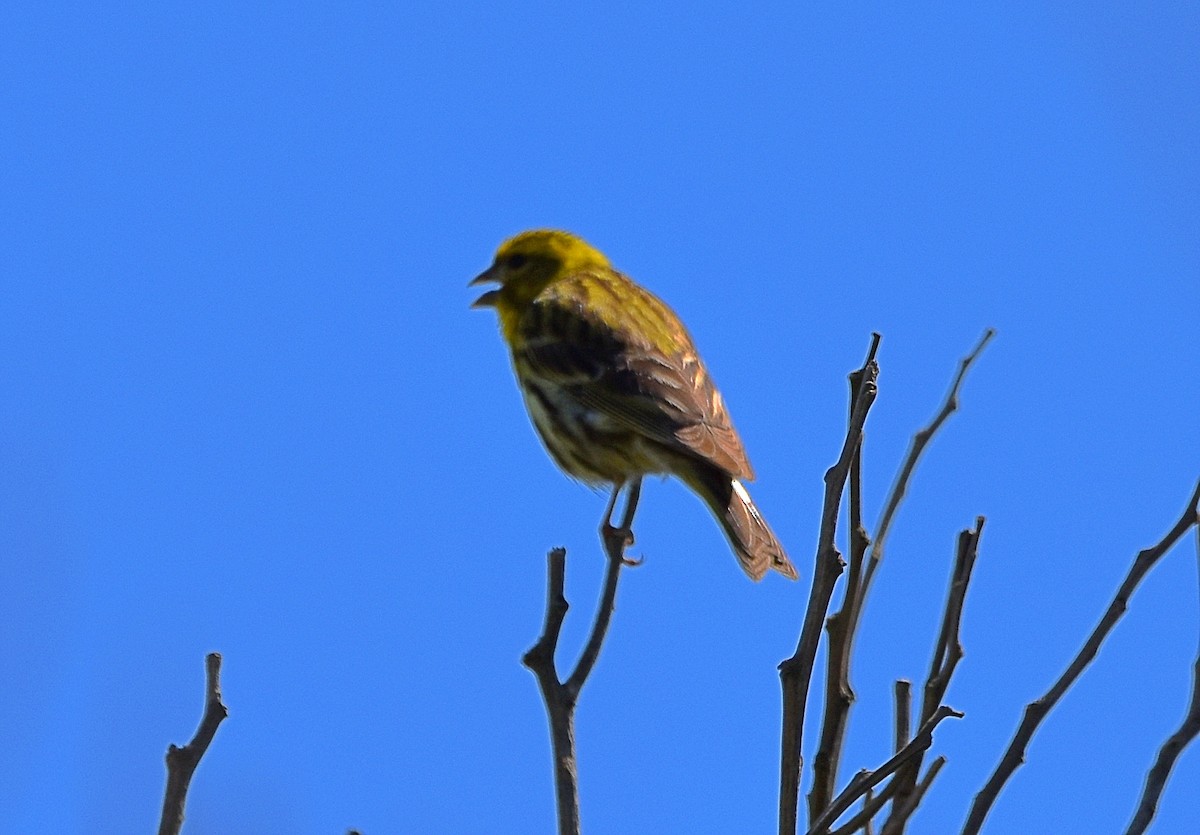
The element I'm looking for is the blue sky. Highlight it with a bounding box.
[2,3,1198,833]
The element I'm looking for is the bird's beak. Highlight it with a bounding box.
[469,265,501,308]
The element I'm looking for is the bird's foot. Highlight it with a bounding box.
[601,523,635,549]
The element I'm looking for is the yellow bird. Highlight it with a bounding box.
[472,230,796,581]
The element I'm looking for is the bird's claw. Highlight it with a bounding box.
[601,524,635,548]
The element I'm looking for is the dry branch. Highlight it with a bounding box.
[962,480,1200,835]
[867,329,994,585]
[894,680,912,754]
[523,485,638,835]
[158,652,228,835]
[829,781,897,835]
[808,363,873,818]
[1124,523,1200,835]
[881,757,946,834]
[779,333,882,835]
[806,705,962,835]
[883,519,983,833]
[802,330,992,831]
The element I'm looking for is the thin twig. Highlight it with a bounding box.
[806,332,992,831]
[809,365,874,818]
[807,705,962,835]
[567,479,639,696]
[894,680,912,755]
[865,329,994,598]
[962,480,1200,835]
[829,779,899,835]
[527,548,570,673]
[828,754,946,835]
[1124,521,1200,835]
[884,520,983,834]
[923,523,984,717]
[885,757,947,831]
[522,485,638,835]
[158,652,228,835]
[780,333,882,835]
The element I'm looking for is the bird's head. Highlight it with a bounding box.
[470,229,611,314]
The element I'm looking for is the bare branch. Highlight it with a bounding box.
[780,333,882,835]
[807,705,962,835]
[805,332,992,830]
[810,364,874,818]
[962,480,1200,835]
[828,755,946,835]
[866,328,994,593]
[158,652,228,835]
[884,520,983,833]
[526,548,570,674]
[894,680,912,754]
[566,479,639,697]
[1124,521,1200,835]
[830,780,899,835]
[924,522,984,717]
[883,757,947,834]
[522,484,638,835]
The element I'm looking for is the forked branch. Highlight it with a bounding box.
[523,482,639,835]
[806,330,993,829]
[806,705,962,835]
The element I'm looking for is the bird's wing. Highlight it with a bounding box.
[515,275,755,480]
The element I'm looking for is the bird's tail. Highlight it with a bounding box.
[679,463,798,582]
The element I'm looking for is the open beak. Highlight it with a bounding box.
[469,265,501,308]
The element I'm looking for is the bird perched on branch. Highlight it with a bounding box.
[471,229,797,582]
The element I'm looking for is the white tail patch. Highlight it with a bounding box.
[731,479,752,505]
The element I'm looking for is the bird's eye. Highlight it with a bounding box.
[506,253,527,270]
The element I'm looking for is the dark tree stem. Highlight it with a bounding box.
[158,652,228,835]
[779,333,881,835]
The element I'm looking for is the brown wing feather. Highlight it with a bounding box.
[622,348,754,480]
[516,273,755,480]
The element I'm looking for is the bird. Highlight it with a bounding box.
[470,229,797,581]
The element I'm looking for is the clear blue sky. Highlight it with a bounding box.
[2,3,1198,833]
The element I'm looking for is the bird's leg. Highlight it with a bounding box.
[618,476,642,533]
[600,483,622,534]
[600,477,643,565]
